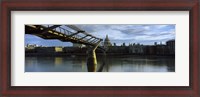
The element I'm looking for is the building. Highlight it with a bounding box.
[25,44,40,53]
[73,43,85,48]
[25,39,175,56]
[104,35,112,47]
[129,43,144,54]
[107,46,129,54]
[63,47,87,54]
[166,39,175,54]
[103,35,112,50]
[26,44,40,49]
[35,47,63,53]
[156,44,168,55]
[26,44,39,48]
[144,45,156,55]
[55,47,63,52]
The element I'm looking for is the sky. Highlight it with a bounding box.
[25,24,175,47]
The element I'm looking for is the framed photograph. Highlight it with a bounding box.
[1,0,199,97]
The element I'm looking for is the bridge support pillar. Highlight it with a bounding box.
[87,41,101,72]
[87,49,97,72]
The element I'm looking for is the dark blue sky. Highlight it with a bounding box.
[25,24,175,46]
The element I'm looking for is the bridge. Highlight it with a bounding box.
[25,25,103,47]
[25,25,106,72]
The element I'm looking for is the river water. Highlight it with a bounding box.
[25,55,175,72]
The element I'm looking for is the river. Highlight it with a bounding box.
[25,55,175,72]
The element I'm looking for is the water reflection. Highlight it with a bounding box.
[25,56,175,72]
[55,57,63,65]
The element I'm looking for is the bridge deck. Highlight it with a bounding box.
[25,25,103,47]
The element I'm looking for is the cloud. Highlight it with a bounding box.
[75,24,175,45]
[25,24,175,46]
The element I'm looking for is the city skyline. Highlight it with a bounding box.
[25,24,175,46]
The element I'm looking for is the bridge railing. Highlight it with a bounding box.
[43,25,91,42]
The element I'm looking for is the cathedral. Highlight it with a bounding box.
[104,35,112,48]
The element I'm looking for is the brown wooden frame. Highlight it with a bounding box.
[0,0,199,97]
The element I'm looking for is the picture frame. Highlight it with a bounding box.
[0,0,199,97]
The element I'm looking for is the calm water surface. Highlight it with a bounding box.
[25,55,175,72]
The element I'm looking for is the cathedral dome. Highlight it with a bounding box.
[104,35,112,47]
